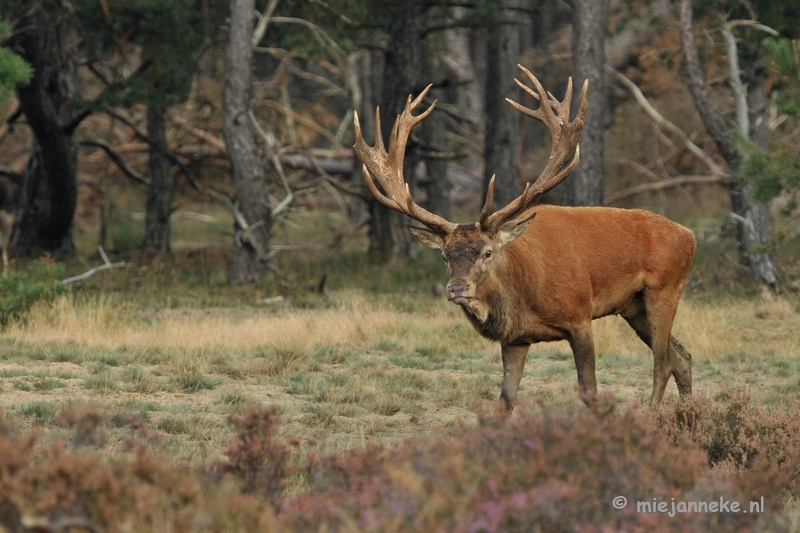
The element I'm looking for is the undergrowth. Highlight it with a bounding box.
[1,393,799,532]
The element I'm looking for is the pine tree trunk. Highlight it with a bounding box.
[561,0,606,206]
[143,102,172,253]
[7,1,79,259]
[422,8,451,221]
[483,0,523,209]
[678,0,778,290]
[368,0,424,261]
[223,0,271,284]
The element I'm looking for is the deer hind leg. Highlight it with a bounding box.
[568,324,597,406]
[622,290,689,403]
[668,335,692,397]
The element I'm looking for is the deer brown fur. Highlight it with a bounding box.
[354,65,695,410]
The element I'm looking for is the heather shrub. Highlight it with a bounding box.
[1,396,798,532]
[652,390,800,511]
[283,397,786,532]
[0,410,279,533]
[653,391,800,469]
[212,405,296,507]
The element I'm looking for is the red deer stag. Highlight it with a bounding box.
[353,65,695,410]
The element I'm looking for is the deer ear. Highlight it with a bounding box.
[408,225,445,250]
[497,212,537,247]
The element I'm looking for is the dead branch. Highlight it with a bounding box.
[604,175,729,204]
[80,139,149,186]
[0,165,23,183]
[61,247,127,284]
[252,0,281,47]
[206,189,286,279]
[102,107,202,191]
[296,148,370,200]
[261,100,340,146]
[279,153,353,174]
[249,111,294,216]
[170,115,226,151]
[606,66,725,175]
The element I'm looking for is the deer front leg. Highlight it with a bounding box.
[500,342,530,413]
[568,325,598,406]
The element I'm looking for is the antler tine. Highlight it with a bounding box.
[479,175,496,228]
[483,66,589,232]
[353,86,457,236]
[361,164,401,211]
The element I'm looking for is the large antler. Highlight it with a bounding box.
[480,65,589,231]
[354,85,457,235]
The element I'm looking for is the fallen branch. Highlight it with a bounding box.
[604,175,729,205]
[61,247,127,284]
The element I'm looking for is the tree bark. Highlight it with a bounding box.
[483,0,524,209]
[561,0,606,206]
[678,0,778,289]
[7,1,79,259]
[368,0,425,261]
[143,102,172,253]
[222,0,271,284]
[422,6,451,221]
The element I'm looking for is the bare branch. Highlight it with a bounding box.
[604,175,729,204]
[606,66,725,175]
[0,165,23,183]
[102,107,202,191]
[170,115,226,151]
[252,0,280,47]
[262,100,340,145]
[721,22,748,136]
[80,139,149,186]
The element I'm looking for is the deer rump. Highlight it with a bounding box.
[354,65,696,410]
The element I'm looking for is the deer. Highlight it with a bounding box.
[353,65,696,411]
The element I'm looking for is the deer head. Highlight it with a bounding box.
[354,65,588,319]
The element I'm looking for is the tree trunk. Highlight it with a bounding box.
[483,0,524,209]
[7,1,79,259]
[222,0,271,284]
[678,0,778,289]
[143,102,172,253]
[740,41,778,288]
[368,0,425,261]
[561,0,606,206]
[422,6,451,221]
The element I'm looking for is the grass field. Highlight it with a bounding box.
[1,264,798,462]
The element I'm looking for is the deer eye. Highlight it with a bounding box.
[484,249,492,259]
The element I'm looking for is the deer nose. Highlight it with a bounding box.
[447,283,469,300]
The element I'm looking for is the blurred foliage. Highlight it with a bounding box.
[735,139,800,203]
[734,37,800,206]
[0,19,31,103]
[694,0,800,39]
[0,261,67,326]
[73,0,207,110]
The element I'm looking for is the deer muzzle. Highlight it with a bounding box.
[447,282,474,302]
